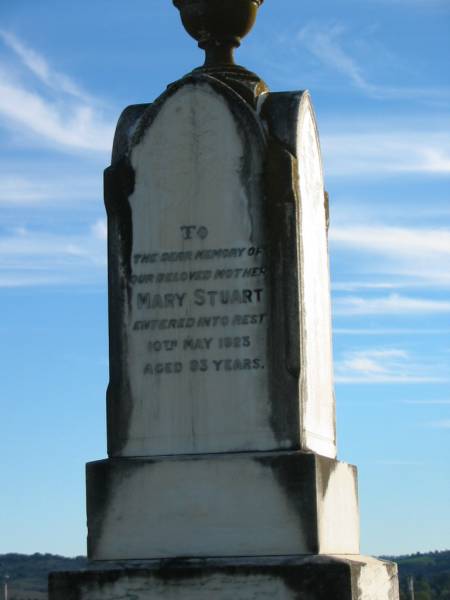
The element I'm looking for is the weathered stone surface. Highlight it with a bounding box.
[262,91,336,459]
[105,73,336,460]
[49,555,399,600]
[48,4,401,594]
[87,451,359,560]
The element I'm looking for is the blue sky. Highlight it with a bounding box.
[0,0,449,557]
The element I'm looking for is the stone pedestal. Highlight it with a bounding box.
[87,452,359,560]
[49,556,399,600]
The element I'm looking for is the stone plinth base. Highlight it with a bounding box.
[87,451,359,560]
[49,555,399,599]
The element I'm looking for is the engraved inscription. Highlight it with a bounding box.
[118,79,275,456]
[180,224,209,240]
[130,234,268,378]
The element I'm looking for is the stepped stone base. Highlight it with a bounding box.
[87,451,359,560]
[49,555,399,599]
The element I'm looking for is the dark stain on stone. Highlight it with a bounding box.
[316,455,336,498]
[264,137,302,448]
[349,558,364,599]
[48,556,376,599]
[189,64,269,108]
[324,190,330,233]
[87,458,157,561]
[256,452,319,554]
[261,91,307,158]
[279,557,354,600]
[104,159,134,290]
[112,104,150,166]
[86,459,115,560]
[104,159,135,457]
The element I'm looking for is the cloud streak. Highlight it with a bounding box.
[0,74,114,152]
[0,174,101,206]
[335,348,447,383]
[0,30,91,101]
[334,294,450,315]
[322,130,450,176]
[0,225,106,287]
[298,24,373,95]
[330,225,450,260]
[334,328,450,336]
[368,0,449,6]
[403,399,450,405]
[91,219,107,241]
[0,31,115,152]
[297,23,450,103]
[428,420,450,429]
[330,224,450,289]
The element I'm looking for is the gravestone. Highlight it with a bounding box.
[104,79,336,462]
[49,1,400,597]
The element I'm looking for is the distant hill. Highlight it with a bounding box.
[0,553,87,600]
[1,550,449,599]
[384,551,450,600]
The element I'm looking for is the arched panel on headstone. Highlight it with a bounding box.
[107,75,286,457]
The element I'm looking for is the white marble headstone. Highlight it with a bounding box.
[113,79,275,456]
[106,77,336,459]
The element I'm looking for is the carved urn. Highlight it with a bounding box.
[173,0,264,66]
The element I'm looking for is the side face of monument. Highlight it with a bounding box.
[105,75,337,460]
[262,92,336,458]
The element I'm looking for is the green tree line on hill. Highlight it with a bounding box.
[385,550,450,600]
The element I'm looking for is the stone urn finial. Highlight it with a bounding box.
[173,0,264,67]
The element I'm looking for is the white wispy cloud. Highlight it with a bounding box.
[342,348,407,373]
[374,460,425,466]
[330,225,450,289]
[0,73,114,152]
[428,420,450,429]
[91,219,107,241]
[333,282,404,292]
[291,24,450,178]
[322,130,450,176]
[368,0,449,6]
[335,348,447,383]
[0,224,106,287]
[334,328,450,336]
[297,23,450,102]
[0,174,100,206]
[0,30,91,101]
[403,399,450,405]
[334,294,450,315]
[0,31,115,152]
[331,226,450,259]
[297,23,372,94]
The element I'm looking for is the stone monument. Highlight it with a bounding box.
[49,1,400,597]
